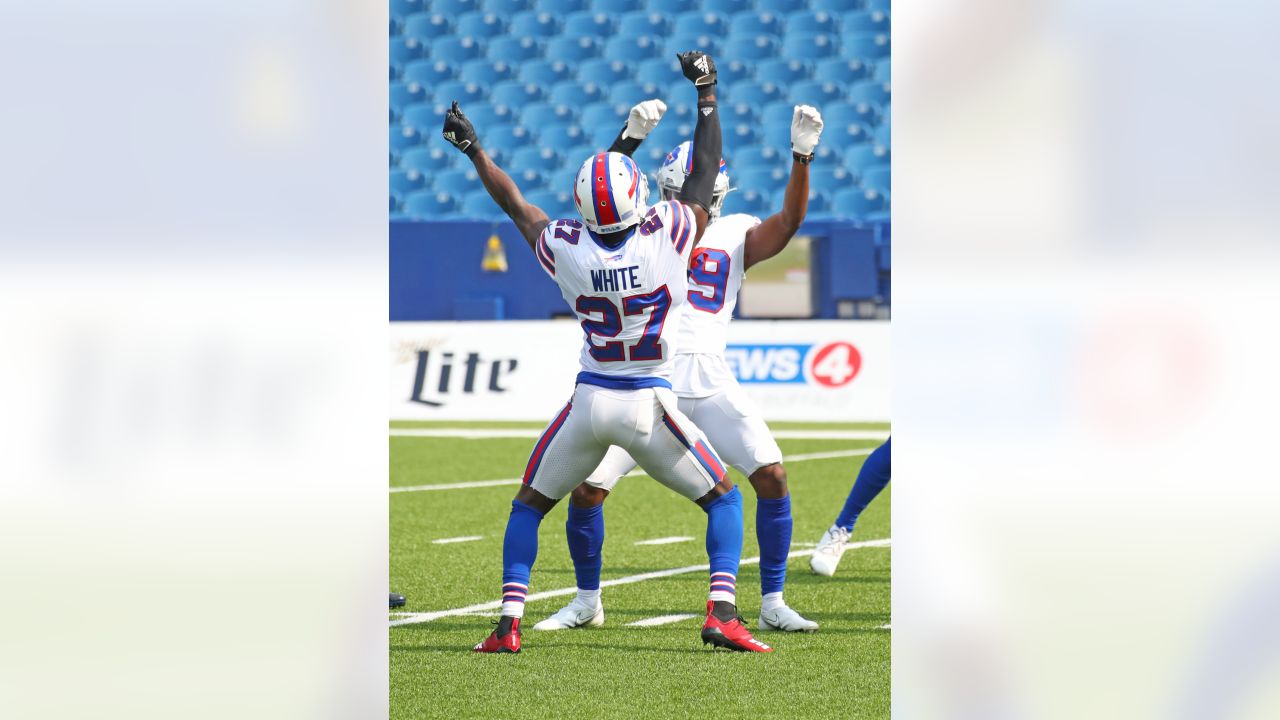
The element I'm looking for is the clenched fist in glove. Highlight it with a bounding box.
[677,50,717,92]
[790,104,824,162]
[441,100,480,158]
[622,99,667,141]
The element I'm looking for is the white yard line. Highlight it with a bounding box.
[390,447,879,494]
[635,536,695,546]
[389,538,890,627]
[626,614,698,627]
[391,428,888,441]
[432,535,483,544]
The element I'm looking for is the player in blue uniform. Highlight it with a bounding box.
[810,437,891,576]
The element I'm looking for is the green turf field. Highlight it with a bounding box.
[390,427,890,719]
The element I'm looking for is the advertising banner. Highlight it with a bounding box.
[390,320,889,421]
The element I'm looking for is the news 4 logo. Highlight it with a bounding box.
[724,342,862,387]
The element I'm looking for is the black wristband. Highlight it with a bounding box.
[462,141,480,159]
[697,84,716,99]
[792,151,813,164]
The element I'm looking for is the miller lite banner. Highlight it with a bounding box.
[390,320,889,421]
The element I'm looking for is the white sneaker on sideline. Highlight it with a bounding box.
[531,598,604,630]
[809,524,851,577]
[759,604,819,632]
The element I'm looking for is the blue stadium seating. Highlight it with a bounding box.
[484,124,535,156]
[647,0,693,13]
[538,123,588,149]
[462,192,503,219]
[580,59,631,84]
[436,0,481,16]
[791,79,845,105]
[464,103,515,129]
[674,10,729,36]
[731,81,785,106]
[401,146,454,173]
[520,102,574,128]
[756,58,811,85]
[757,0,806,12]
[831,187,885,217]
[391,169,428,198]
[550,80,606,105]
[594,0,642,11]
[664,34,721,60]
[564,11,617,37]
[846,79,890,106]
[728,123,762,146]
[518,59,572,85]
[735,166,788,193]
[391,125,422,158]
[841,10,890,32]
[634,57,680,85]
[404,190,460,218]
[717,60,752,87]
[392,0,425,20]
[874,59,890,82]
[814,57,871,83]
[812,0,862,10]
[400,101,445,134]
[511,146,563,172]
[781,33,837,60]
[435,80,487,105]
[525,189,577,219]
[490,81,545,107]
[403,13,453,42]
[873,123,889,147]
[432,167,479,193]
[789,11,838,34]
[390,82,426,115]
[808,165,856,196]
[860,166,890,195]
[728,12,784,37]
[456,11,506,37]
[604,34,663,61]
[509,11,559,37]
[844,143,889,170]
[723,102,759,126]
[841,31,890,60]
[608,80,661,107]
[402,59,454,86]
[560,36,603,61]
[430,36,484,62]
[724,35,779,61]
[721,188,770,217]
[866,0,890,10]
[730,145,784,169]
[483,0,533,13]
[704,0,750,13]
[459,59,516,85]
[488,37,541,62]
[390,38,424,70]
[535,0,587,11]
[636,143,670,169]
[617,12,671,40]
[647,122,693,153]
[580,102,626,131]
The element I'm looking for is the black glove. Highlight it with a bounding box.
[677,51,716,92]
[442,100,480,158]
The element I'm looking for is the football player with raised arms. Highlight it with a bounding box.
[534,103,828,634]
[442,51,773,654]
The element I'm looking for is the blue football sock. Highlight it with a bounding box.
[702,486,743,604]
[566,502,604,591]
[756,495,793,597]
[835,437,892,532]
[500,499,545,617]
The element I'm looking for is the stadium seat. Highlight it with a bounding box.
[873,59,891,83]
[524,189,576,219]
[390,37,425,70]
[646,0,692,13]
[402,12,453,42]
[824,101,871,129]
[760,100,794,148]
[814,57,871,84]
[847,79,891,106]
[703,0,749,12]
[673,10,729,37]
[616,12,671,40]
[489,81,545,107]
[390,82,426,115]
[770,186,829,213]
[461,192,503,219]
[518,59,572,85]
[579,59,631,85]
[727,12,784,38]
[721,188,770,217]
[635,57,680,85]
[434,80,487,105]
[390,125,422,158]
[402,59,455,86]
[727,122,761,147]
[840,10,890,32]
[564,11,616,37]
[729,81,785,107]
[481,0,532,13]
[400,101,446,134]
[789,11,839,34]
[390,168,428,198]
[717,60,751,87]
[790,79,845,106]
[484,124,535,156]
[860,166,890,195]
[403,190,460,218]
[469,104,517,130]
[829,121,874,147]
[781,33,838,60]
[400,146,454,174]
[603,34,663,62]
[756,58,811,85]
[808,165,857,196]
[734,166,787,193]
[724,35,778,62]
[559,36,603,61]
[663,101,694,125]
[723,102,759,126]
[813,144,844,167]
[435,0,480,15]
[537,123,588,149]
[607,80,661,107]
[550,80,606,106]
[509,10,559,37]
[731,145,784,169]
[390,194,400,213]
[510,167,549,190]
[663,34,721,61]
[535,0,587,11]
[429,36,484,62]
[873,122,890,147]
[520,102,574,128]
[593,0,642,12]
[392,0,425,21]
[488,36,542,63]
[580,102,627,134]
[867,0,890,11]
[431,167,479,193]
[459,59,516,85]
[831,187,885,217]
[647,122,693,154]
[455,10,506,37]
[756,0,806,13]
[844,143,890,170]
[813,0,864,11]
[635,143,670,170]
[841,31,890,60]
[511,145,562,172]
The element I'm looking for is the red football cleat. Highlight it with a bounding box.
[700,601,773,653]
[472,617,522,654]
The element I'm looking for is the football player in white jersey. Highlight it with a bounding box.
[443,51,773,654]
[533,105,827,634]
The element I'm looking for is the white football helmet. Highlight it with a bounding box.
[655,141,731,221]
[573,151,649,234]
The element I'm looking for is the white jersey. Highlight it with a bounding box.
[536,199,699,384]
[675,213,761,355]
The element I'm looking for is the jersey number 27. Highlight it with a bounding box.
[576,286,672,362]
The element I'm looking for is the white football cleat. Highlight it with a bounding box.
[809,524,852,577]
[758,604,819,632]
[531,598,605,631]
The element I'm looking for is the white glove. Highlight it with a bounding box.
[622,99,667,141]
[791,104,824,156]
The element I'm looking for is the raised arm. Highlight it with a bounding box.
[607,100,667,157]
[441,101,549,250]
[744,105,825,269]
[674,51,721,244]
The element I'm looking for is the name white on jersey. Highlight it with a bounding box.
[676,213,761,355]
[536,200,699,380]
